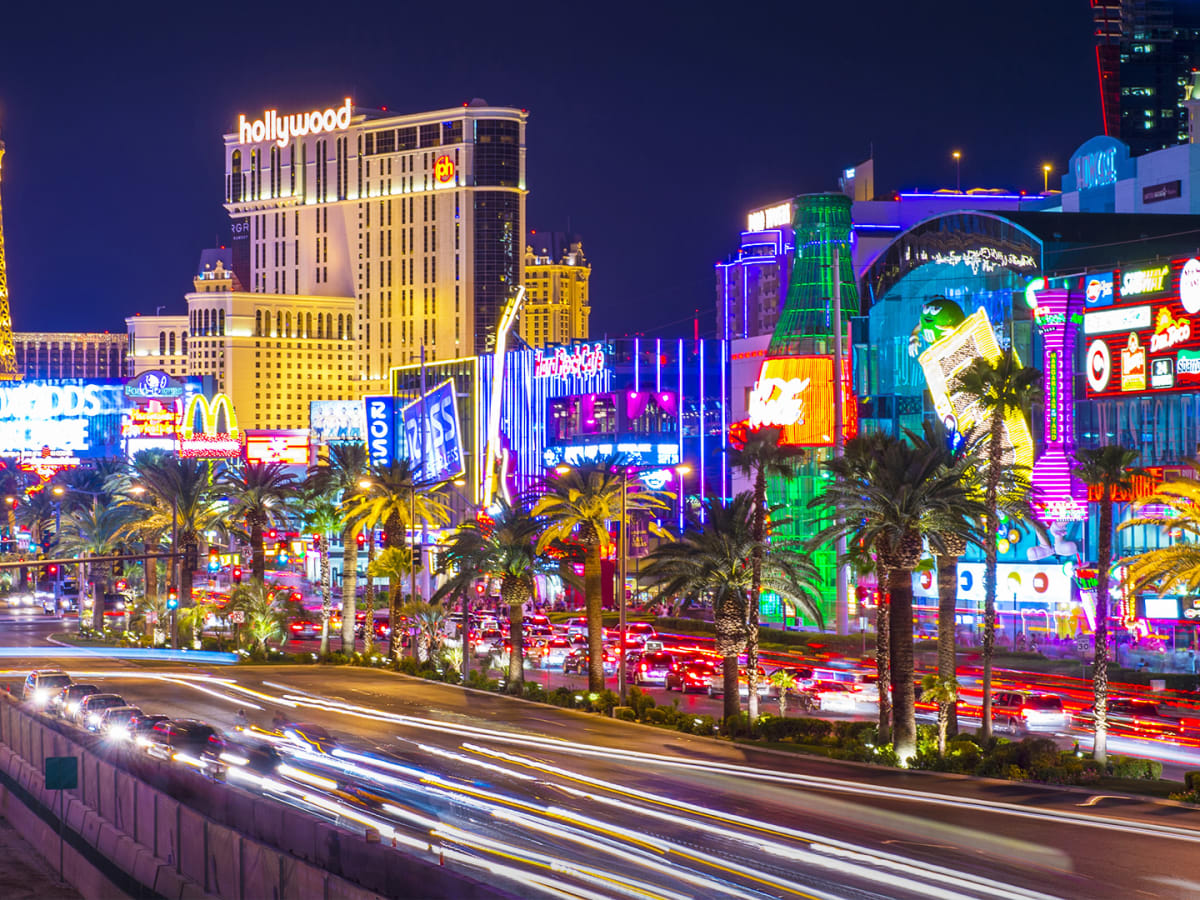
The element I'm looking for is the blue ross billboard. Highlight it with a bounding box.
[401,379,465,484]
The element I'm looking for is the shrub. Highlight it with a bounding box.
[1185,771,1200,792]
[1107,755,1163,780]
[628,687,656,720]
[722,712,752,737]
[613,707,637,722]
[757,716,833,745]
[521,682,545,702]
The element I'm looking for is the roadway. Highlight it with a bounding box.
[3,657,1200,899]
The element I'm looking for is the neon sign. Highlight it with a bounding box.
[363,396,395,468]
[1181,258,1200,314]
[746,356,856,447]
[124,370,183,399]
[244,430,310,466]
[123,400,178,439]
[1120,264,1170,298]
[1149,307,1191,352]
[1120,332,1146,392]
[238,99,352,148]
[179,394,241,458]
[1084,272,1114,308]
[747,202,792,232]
[1074,146,1117,190]
[1030,288,1086,524]
[401,380,465,483]
[17,448,80,482]
[0,381,125,457]
[534,343,606,380]
[434,155,455,183]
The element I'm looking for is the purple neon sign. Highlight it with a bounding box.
[1031,288,1086,523]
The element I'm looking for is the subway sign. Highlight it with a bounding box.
[1083,256,1200,397]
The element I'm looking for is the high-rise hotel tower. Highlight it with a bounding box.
[223,98,527,387]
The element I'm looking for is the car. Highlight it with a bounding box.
[538,637,574,669]
[473,628,504,657]
[288,619,320,640]
[22,670,72,707]
[129,714,171,746]
[562,648,618,676]
[98,706,144,738]
[79,693,129,730]
[631,651,674,686]
[143,719,227,771]
[563,617,592,637]
[809,682,861,713]
[707,667,770,699]
[992,691,1068,733]
[665,661,718,693]
[1079,697,1188,738]
[222,738,283,775]
[278,722,337,753]
[56,684,100,719]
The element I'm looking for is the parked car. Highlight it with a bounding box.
[78,693,129,730]
[992,691,1068,733]
[22,670,72,707]
[665,661,718,693]
[55,684,100,719]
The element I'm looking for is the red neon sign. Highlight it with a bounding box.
[434,155,455,183]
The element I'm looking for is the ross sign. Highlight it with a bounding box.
[543,441,680,468]
[746,202,793,233]
[401,380,465,483]
[1084,272,1114,308]
[534,343,607,380]
[309,400,366,443]
[244,430,310,466]
[124,370,183,399]
[746,356,856,446]
[238,99,352,148]
[434,155,455,183]
[918,309,1034,474]
[363,395,396,468]
[1142,180,1181,205]
[179,393,241,458]
[1120,264,1171,298]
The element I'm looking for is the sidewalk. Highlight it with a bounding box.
[0,812,81,900]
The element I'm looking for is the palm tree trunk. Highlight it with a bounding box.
[180,538,196,609]
[1093,488,1113,765]
[981,407,1004,742]
[389,582,404,658]
[876,569,892,743]
[90,561,105,632]
[509,599,525,690]
[747,467,766,722]
[723,654,741,722]
[341,525,358,653]
[250,519,265,586]
[890,566,917,762]
[585,541,605,693]
[362,538,375,656]
[319,541,332,657]
[144,540,157,611]
[936,553,959,737]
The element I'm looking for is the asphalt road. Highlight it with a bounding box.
[5,656,1200,900]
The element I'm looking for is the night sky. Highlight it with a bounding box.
[0,1,1098,339]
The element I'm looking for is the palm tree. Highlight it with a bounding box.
[1123,463,1200,601]
[641,492,822,722]
[16,487,57,553]
[303,498,343,657]
[436,500,565,690]
[362,530,377,656]
[908,421,988,738]
[228,582,286,653]
[1075,445,1140,765]
[369,545,418,657]
[125,456,222,611]
[309,443,370,652]
[957,349,1041,741]
[533,457,672,693]
[220,462,299,585]
[402,600,448,663]
[58,501,127,632]
[815,432,983,762]
[921,673,958,757]
[769,669,798,718]
[731,426,803,720]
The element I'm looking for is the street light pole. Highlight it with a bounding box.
[618,467,628,706]
[171,495,178,648]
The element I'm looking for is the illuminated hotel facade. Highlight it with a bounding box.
[519,234,591,348]
[13,332,128,380]
[127,251,356,431]
[223,98,528,389]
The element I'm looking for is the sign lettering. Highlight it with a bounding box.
[1121,264,1170,298]
[238,99,352,148]
[534,343,607,380]
[363,396,395,468]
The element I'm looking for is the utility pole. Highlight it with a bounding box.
[832,245,850,637]
[618,468,629,706]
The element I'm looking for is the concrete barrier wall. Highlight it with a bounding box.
[0,695,513,900]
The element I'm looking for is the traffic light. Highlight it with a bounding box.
[475,582,485,596]
[208,547,220,573]
[47,564,57,577]
[268,528,278,541]
[166,586,179,609]
[114,578,128,593]
[232,565,242,584]
[312,534,321,551]
[356,532,365,549]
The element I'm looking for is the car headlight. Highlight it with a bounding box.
[108,726,129,741]
[66,702,79,714]
[32,689,49,705]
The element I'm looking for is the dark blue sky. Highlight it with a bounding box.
[0,1,1098,338]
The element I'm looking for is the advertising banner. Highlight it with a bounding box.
[0,380,125,458]
[401,380,464,483]
[309,400,366,443]
[363,395,396,468]
[746,356,856,446]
